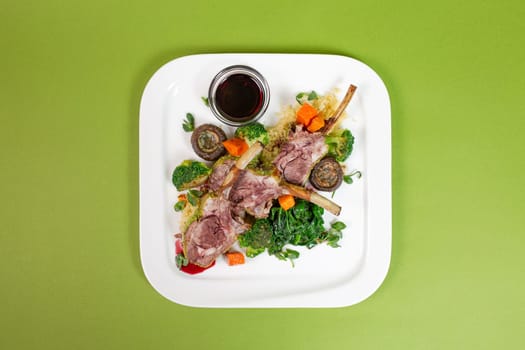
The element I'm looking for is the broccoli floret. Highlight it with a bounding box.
[238,218,272,258]
[324,129,355,162]
[234,122,269,146]
[171,160,211,191]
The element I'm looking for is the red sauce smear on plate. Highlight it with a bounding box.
[181,260,216,274]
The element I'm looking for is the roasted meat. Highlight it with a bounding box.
[273,126,328,185]
[273,84,357,186]
[228,170,285,218]
[184,194,247,267]
[207,157,235,193]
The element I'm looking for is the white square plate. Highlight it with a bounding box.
[139,53,391,307]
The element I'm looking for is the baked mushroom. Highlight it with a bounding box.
[191,124,227,161]
[309,157,343,192]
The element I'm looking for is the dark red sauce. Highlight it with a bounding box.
[215,74,263,122]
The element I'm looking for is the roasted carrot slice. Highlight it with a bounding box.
[222,138,249,157]
[306,116,325,132]
[226,251,245,266]
[296,103,318,126]
[278,194,296,211]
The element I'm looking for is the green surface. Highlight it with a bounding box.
[1,0,524,348]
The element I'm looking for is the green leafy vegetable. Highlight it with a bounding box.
[295,92,306,104]
[174,200,186,212]
[331,221,346,231]
[182,113,195,132]
[187,189,203,206]
[188,189,203,197]
[321,221,346,248]
[171,160,211,191]
[325,129,355,162]
[239,199,344,264]
[269,199,325,252]
[175,253,189,269]
[343,170,362,184]
[296,90,319,105]
[234,122,269,146]
[201,96,209,107]
[274,248,300,267]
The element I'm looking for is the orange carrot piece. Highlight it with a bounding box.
[278,194,296,211]
[177,194,187,202]
[226,251,245,266]
[296,103,318,126]
[222,138,249,157]
[306,116,325,132]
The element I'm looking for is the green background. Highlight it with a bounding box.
[1,0,524,348]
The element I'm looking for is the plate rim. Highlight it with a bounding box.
[139,53,391,308]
